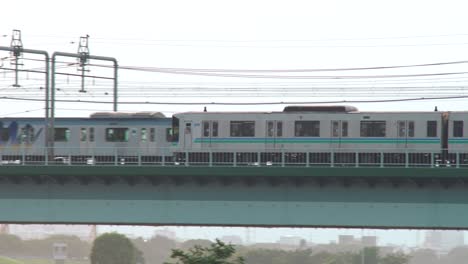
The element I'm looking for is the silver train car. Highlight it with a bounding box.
[1,106,466,166]
[170,106,464,166]
[0,112,173,164]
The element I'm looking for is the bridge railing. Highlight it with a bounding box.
[0,147,467,168]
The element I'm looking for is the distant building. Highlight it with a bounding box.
[338,235,377,247]
[278,236,303,246]
[9,224,94,241]
[424,230,464,254]
[339,235,355,245]
[220,235,243,245]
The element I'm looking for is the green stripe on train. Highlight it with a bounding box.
[194,139,440,144]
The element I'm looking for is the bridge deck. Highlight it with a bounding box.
[1,165,468,228]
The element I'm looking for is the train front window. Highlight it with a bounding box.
[427,121,437,137]
[230,121,255,137]
[360,121,386,137]
[54,128,70,142]
[105,128,129,142]
[295,121,320,137]
[454,121,463,137]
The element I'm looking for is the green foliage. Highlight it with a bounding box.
[380,252,410,264]
[164,239,244,264]
[90,233,140,264]
[0,256,23,264]
[180,239,213,250]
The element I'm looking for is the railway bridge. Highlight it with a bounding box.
[1,148,468,229]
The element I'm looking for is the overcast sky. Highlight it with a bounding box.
[1,0,468,245]
[2,0,468,117]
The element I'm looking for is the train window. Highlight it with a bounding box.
[166,128,173,142]
[360,121,386,137]
[332,121,348,137]
[141,128,147,142]
[203,121,218,137]
[203,121,210,137]
[80,128,87,142]
[398,121,415,137]
[398,121,406,137]
[54,128,70,142]
[454,121,463,137]
[342,121,348,137]
[267,121,274,137]
[0,128,9,141]
[230,121,255,137]
[295,121,320,137]
[408,121,414,137]
[332,121,339,137]
[105,128,129,142]
[170,117,180,142]
[277,121,283,137]
[89,127,95,142]
[19,125,34,144]
[185,123,191,134]
[427,121,437,137]
[150,128,155,142]
[213,122,218,137]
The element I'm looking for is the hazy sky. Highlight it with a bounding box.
[2,0,468,245]
[1,0,468,117]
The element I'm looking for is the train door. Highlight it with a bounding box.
[202,121,218,149]
[79,127,95,156]
[139,128,149,154]
[265,120,282,150]
[330,120,347,149]
[397,120,414,148]
[183,122,192,149]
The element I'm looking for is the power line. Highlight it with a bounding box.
[2,95,468,105]
[92,60,468,73]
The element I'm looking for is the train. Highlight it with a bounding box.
[0,106,467,166]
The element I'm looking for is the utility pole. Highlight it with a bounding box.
[77,35,90,93]
[50,35,118,147]
[10,29,23,87]
[0,30,51,161]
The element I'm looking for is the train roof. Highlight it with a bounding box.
[0,112,171,125]
[90,111,165,118]
[283,105,358,112]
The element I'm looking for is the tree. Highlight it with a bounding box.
[165,239,244,264]
[90,233,141,264]
[380,252,410,264]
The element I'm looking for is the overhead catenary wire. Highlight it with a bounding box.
[2,95,468,105]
